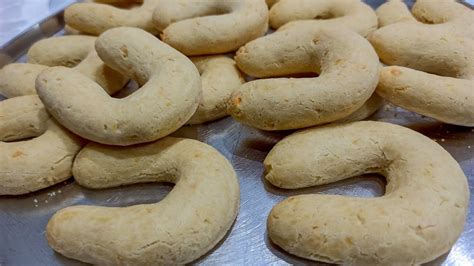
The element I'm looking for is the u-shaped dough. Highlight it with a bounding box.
[265,121,469,265]
[0,95,50,142]
[269,0,377,37]
[27,35,96,67]
[152,0,268,55]
[46,138,239,264]
[376,0,474,37]
[188,56,244,125]
[0,95,83,195]
[369,1,474,126]
[65,0,160,35]
[0,64,48,98]
[229,26,380,130]
[36,27,201,146]
[0,35,127,97]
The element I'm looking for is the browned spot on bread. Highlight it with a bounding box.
[231,95,242,105]
[119,45,128,59]
[12,150,24,158]
[390,68,402,76]
[345,237,354,246]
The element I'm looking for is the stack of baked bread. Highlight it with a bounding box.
[0,0,472,264]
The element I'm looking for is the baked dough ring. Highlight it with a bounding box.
[36,27,201,146]
[0,95,49,142]
[376,0,474,37]
[0,35,127,97]
[46,137,239,264]
[265,121,469,265]
[369,18,474,126]
[188,56,243,125]
[27,35,96,67]
[152,0,268,55]
[269,0,377,37]
[65,0,159,36]
[229,26,380,130]
[0,95,83,195]
[0,64,48,98]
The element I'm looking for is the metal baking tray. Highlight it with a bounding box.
[1,1,473,265]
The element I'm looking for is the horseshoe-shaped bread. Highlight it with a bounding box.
[375,0,416,27]
[152,0,268,55]
[376,0,474,37]
[264,121,469,265]
[0,35,127,97]
[0,64,48,98]
[65,0,159,35]
[46,137,239,264]
[269,0,377,37]
[369,6,474,126]
[0,95,49,142]
[411,0,473,29]
[188,56,243,124]
[27,35,96,67]
[229,26,380,130]
[36,27,201,146]
[0,95,83,195]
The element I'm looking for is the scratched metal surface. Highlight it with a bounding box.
[0,1,473,265]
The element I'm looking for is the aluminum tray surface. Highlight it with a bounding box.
[0,1,473,265]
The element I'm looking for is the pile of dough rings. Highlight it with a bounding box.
[0,0,471,264]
